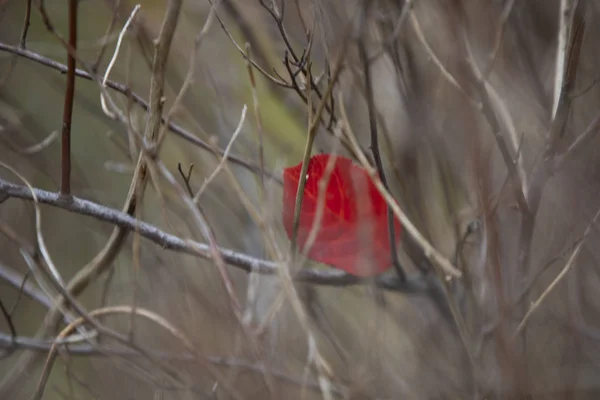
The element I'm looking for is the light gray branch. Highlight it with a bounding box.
[0,178,433,293]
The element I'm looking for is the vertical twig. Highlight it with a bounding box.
[359,21,405,282]
[290,41,349,257]
[144,0,182,145]
[92,0,124,72]
[19,0,32,49]
[245,43,265,198]
[337,95,461,279]
[60,0,78,196]
[0,298,16,340]
[552,0,573,119]
[514,205,600,336]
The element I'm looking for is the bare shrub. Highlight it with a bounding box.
[1,0,600,398]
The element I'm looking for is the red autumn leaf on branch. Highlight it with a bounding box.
[282,154,401,277]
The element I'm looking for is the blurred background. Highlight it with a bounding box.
[1,0,600,398]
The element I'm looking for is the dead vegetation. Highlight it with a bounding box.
[1,0,600,398]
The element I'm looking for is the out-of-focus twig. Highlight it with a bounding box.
[289,33,349,258]
[409,11,477,104]
[359,22,405,281]
[514,205,600,336]
[483,0,516,78]
[30,306,196,400]
[194,105,247,201]
[338,96,461,277]
[156,2,218,147]
[245,43,266,199]
[0,43,279,183]
[0,262,55,312]
[92,0,123,71]
[19,0,32,48]
[0,177,435,292]
[0,331,345,397]
[552,0,575,119]
[0,130,58,156]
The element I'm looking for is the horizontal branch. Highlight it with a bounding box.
[0,42,280,184]
[0,178,433,293]
[0,332,344,396]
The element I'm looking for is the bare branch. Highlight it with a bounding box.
[552,0,575,118]
[0,42,279,183]
[0,261,56,313]
[92,0,123,72]
[338,92,462,279]
[0,177,434,292]
[59,0,79,195]
[514,205,600,336]
[144,0,182,146]
[0,332,345,397]
[100,4,141,119]
[19,0,32,49]
[359,20,406,281]
[194,105,247,202]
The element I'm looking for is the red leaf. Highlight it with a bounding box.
[282,154,401,277]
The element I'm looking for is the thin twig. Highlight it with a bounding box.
[0,261,56,313]
[144,0,182,146]
[409,11,477,104]
[245,43,266,200]
[100,4,141,119]
[19,0,32,49]
[156,1,218,147]
[0,332,345,397]
[483,0,516,78]
[289,34,349,257]
[298,123,343,266]
[92,0,123,71]
[60,0,79,195]
[193,105,247,202]
[463,33,529,202]
[0,43,278,183]
[552,0,574,119]
[0,297,16,340]
[31,306,195,400]
[0,2,185,394]
[147,149,280,394]
[553,107,600,171]
[338,92,461,279]
[514,205,600,336]
[0,130,58,156]
[0,177,433,292]
[359,27,405,282]
[211,3,291,87]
